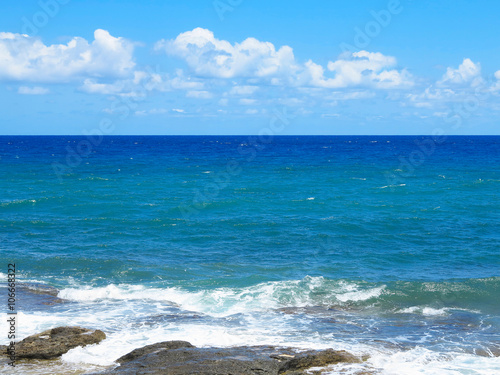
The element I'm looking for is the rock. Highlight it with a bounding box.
[278,349,360,374]
[101,341,362,375]
[5,283,66,312]
[116,340,195,363]
[1,326,106,359]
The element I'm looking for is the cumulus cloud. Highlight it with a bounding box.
[155,27,297,78]
[0,29,135,82]
[80,69,204,96]
[438,58,483,86]
[405,59,493,108]
[405,86,458,108]
[156,29,412,90]
[491,70,500,92]
[301,51,413,89]
[18,86,49,95]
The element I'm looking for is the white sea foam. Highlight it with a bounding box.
[336,285,385,302]
[56,277,392,318]
[366,347,500,375]
[54,278,393,326]
[306,347,500,375]
[378,184,406,189]
[5,305,500,374]
[398,306,450,316]
[8,278,498,373]
[396,306,480,317]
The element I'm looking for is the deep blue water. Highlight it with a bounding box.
[1,136,499,374]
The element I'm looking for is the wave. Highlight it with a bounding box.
[6,276,500,373]
[57,277,389,317]
[57,276,500,317]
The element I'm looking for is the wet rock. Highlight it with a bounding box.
[1,326,106,359]
[102,341,362,375]
[278,348,360,374]
[116,340,195,363]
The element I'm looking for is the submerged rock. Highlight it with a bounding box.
[1,326,106,359]
[102,340,362,375]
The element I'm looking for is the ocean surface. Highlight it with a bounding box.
[1,135,499,374]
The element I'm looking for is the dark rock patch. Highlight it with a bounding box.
[101,341,362,375]
[116,340,195,363]
[1,326,106,359]
[278,348,360,374]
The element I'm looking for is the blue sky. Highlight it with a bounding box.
[1,0,499,135]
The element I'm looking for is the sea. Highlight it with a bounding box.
[0,135,499,374]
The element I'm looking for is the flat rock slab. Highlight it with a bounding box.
[101,340,361,375]
[1,326,106,359]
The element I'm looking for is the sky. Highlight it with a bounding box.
[1,0,500,135]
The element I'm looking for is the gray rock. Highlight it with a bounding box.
[116,340,195,364]
[101,341,361,375]
[1,326,106,359]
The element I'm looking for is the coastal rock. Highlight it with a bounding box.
[116,340,195,363]
[1,326,106,359]
[278,349,360,374]
[102,341,361,375]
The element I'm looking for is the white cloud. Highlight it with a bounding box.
[135,69,203,92]
[405,86,457,108]
[229,85,259,95]
[0,29,135,82]
[18,86,49,95]
[278,97,303,106]
[155,27,297,79]
[80,69,204,96]
[134,108,168,116]
[301,51,413,89]
[156,29,412,90]
[149,108,168,114]
[172,108,185,113]
[239,98,257,105]
[326,90,376,100]
[491,70,500,92]
[408,86,456,101]
[438,58,483,86]
[81,79,126,95]
[186,90,213,99]
[245,109,258,114]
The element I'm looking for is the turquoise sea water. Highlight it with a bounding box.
[1,136,499,374]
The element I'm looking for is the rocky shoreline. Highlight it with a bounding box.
[2,326,366,375]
